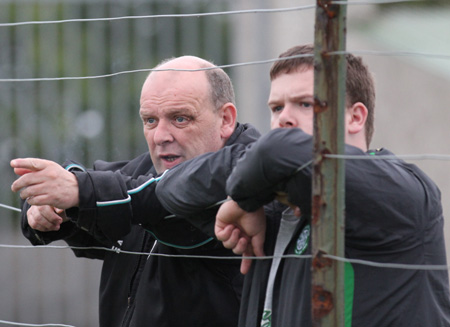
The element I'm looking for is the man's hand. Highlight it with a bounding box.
[276,191,301,216]
[27,205,69,232]
[11,158,79,209]
[215,200,266,275]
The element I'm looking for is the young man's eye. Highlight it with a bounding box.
[300,102,313,108]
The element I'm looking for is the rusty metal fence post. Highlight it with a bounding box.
[311,0,347,326]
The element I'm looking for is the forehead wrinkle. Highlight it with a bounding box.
[140,97,202,120]
[147,99,201,112]
[141,84,205,105]
[141,75,208,106]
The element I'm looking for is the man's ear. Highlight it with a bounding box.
[346,102,368,135]
[219,103,237,140]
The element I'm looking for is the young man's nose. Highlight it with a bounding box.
[278,106,298,128]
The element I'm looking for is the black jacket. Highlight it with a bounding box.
[226,128,450,327]
[22,153,154,327]
[21,123,260,327]
[155,127,450,326]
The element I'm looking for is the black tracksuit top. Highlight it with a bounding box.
[22,123,260,327]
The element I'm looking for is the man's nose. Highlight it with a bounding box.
[153,120,174,145]
[278,106,298,128]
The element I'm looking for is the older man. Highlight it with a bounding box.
[12,56,259,327]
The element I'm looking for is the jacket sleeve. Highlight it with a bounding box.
[72,170,168,241]
[156,143,247,215]
[154,124,260,237]
[71,143,250,241]
[20,158,138,259]
[226,128,314,212]
[227,128,442,239]
[154,143,251,237]
[20,199,109,260]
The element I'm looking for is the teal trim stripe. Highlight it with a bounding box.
[144,229,214,249]
[345,262,355,327]
[128,177,158,195]
[65,164,86,172]
[96,169,169,207]
[128,169,168,195]
[97,195,131,207]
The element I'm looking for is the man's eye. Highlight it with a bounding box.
[300,102,313,108]
[272,106,283,113]
[147,118,156,124]
[175,116,188,123]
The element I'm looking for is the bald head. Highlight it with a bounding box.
[148,56,235,111]
[155,55,214,71]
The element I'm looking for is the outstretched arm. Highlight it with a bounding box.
[11,125,259,245]
[215,200,266,274]
[14,155,153,254]
[226,128,314,212]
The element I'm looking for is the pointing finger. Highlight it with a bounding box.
[10,158,49,172]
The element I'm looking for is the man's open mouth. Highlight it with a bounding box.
[161,155,179,162]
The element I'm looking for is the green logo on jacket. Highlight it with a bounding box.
[295,225,310,255]
[261,309,271,327]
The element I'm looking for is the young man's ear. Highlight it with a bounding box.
[219,103,237,140]
[347,102,368,135]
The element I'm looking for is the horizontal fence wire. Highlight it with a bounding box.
[0,319,75,327]
[0,0,424,28]
[0,243,448,271]
[0,203,21,213]
[1,50,449,82]
[325,154,450,160]
[0,54,313,82]
[0,5,316,28]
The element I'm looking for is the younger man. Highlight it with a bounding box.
[215,44,450,326]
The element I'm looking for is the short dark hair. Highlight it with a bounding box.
[270,44,375,147]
